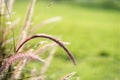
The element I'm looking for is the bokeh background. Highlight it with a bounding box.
[12,0,120,80]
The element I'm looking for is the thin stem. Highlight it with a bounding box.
[16,34,76,65]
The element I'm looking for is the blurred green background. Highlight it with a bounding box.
[13,0,120,80]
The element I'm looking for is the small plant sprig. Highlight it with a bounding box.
[0,53,44,74]
[60,72,76,80]
[16,34,76,65]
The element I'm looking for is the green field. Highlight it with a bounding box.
[13,1,120,80]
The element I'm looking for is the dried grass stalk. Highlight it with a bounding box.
[40,47,56,79]
[0,53,44,74]
[16,34,76,65]
[31,16,62,32]
[33,43,56,55]
[18,0,36,46]
[11,49,33,79]
[0,0,5,15]
[7,0,15,14]
[60,72,76,80]
[29,47,57,80]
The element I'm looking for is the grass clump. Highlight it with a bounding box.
[0,0,76,80]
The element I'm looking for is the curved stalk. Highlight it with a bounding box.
[16,34,76,65]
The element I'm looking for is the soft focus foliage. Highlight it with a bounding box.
[0,0,120,80]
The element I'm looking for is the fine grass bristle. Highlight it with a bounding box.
[0,53,44,74]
